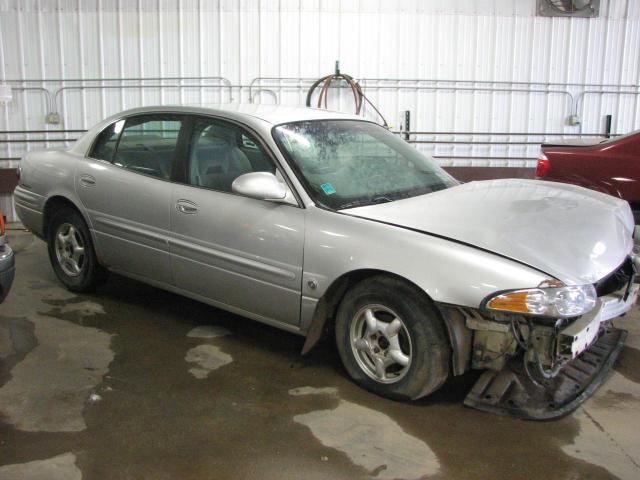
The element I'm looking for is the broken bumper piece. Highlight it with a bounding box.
[463,326,626,420]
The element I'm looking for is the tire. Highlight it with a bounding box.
[47,207,108,292]
[335,275,450,400]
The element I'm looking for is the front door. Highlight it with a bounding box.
[169,116,304,326]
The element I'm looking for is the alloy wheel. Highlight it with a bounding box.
[54,222,86,277]
[349,304,412,384]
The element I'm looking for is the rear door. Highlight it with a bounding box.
[169,115,305,327]
[76,114,186,285]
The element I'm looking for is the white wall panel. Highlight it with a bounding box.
[0,0,638,173]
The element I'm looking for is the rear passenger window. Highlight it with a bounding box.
[90,120,125,162]
[187,118,275,193]
[114,115,183,180]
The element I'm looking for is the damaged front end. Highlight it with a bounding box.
[451,257,637,420]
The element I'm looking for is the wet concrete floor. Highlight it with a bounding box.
[1,229,639,479]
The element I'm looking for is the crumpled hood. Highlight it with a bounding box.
[346,179,635,285]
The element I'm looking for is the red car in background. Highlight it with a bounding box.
[536,129,640,222]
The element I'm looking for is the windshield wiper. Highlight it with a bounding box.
[338,196,393,210]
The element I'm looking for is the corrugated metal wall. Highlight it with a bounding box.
[1,0,640,218]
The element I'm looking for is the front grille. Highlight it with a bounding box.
[595,257,634,297]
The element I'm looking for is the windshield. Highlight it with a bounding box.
[273,120,458,209]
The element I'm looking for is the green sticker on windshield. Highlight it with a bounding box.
[321,183,336,195]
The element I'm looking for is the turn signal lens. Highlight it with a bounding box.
[486,284,597,318]
[487,291,530,313]
[0,208,5,236]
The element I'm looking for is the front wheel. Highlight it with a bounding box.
[335,275,450,400]
[47,208,108,292]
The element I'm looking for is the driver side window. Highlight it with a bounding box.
[187,117,275,193]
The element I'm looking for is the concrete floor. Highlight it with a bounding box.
[1,229,639,480]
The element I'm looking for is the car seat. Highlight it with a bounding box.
[190,127,253,191]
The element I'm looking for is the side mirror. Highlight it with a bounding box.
[231,172,287,201]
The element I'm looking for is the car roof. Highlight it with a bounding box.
[69,103,375,159]
[107,103,368,126]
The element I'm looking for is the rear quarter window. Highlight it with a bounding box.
[90,120,125,162]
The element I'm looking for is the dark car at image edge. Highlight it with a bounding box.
[0,208,15,303]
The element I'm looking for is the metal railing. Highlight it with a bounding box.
[4,76,234,124]
[1,74,632,164]
[5,75,640,128]
[247,76,640,126]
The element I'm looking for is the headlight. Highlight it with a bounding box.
[484,283,597,318]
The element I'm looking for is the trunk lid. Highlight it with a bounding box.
[541,138,605,148]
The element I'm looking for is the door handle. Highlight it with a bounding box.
[79,174,96,187]
[176,200,198,214]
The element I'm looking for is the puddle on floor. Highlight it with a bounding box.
[187,325,230,339]
[562,407,640,480]
[56,300,106,318]
[560,370,640,479]
[185,344,233,379]
[185,325,233,379]
[0,254,113,434]
[290,386,440,480]
[0,317,38,381]
[0,314,113,432]
[290,386,339,397]
[0,452,82,480]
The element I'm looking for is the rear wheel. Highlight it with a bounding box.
[335,275,450,400]
[47,208,108,292]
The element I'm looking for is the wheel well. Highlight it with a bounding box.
[322,269,421,323]
[42,196,82,239]
[301,269,452,354]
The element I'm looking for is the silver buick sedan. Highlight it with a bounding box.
[14,104,638,418]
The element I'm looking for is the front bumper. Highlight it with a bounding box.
[558,284,637,360]
[464,284,637,420]
[0,240,15,303]
[464,326,626,420]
